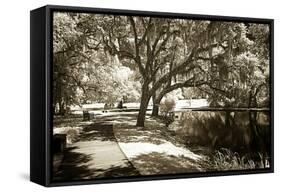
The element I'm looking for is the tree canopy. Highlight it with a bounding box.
[53,12,270,127]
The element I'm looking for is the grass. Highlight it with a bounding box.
[211,148,270,171]
[53,114,92,144]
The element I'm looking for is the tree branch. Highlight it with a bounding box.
[156,78,207,102]
[129,16,145,77]
[150,47,197,95]
[138,17,153,46]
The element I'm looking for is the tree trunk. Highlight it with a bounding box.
[136,83,150,127]
[151,103,160,117]
[152,96,162,116]
[225,111,232,136]
[58,100,65,115]
[151,93,164,117]
[248,89,259,151]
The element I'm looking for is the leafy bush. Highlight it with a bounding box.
[66,129,80,144]
[160,98,176,116]
[53,126,82,144]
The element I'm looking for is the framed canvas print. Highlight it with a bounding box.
[30,5,274,187]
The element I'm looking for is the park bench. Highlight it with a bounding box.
[102,103,114,113]
[83,110,91,121]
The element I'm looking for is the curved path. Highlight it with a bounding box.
[53,122,139,181]
[112,114,205,175]
[53,111,205,181]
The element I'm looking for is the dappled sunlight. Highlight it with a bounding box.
[53,113,95,135]
[53,126,83,134]
[53,105,270,179]
[118,142,203,161]
[53,127,83,144]
[113,118,206,175]
[50,11,271,182]
[130,152,202,175]
[113,123,168,145]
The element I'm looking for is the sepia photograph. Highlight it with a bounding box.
[51,10,272,182]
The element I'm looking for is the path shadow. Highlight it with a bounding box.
[53,121,140,181]
[53,147,93,181]
[53,146,140,181]
[131,152,201,175]
[79,123,116,142]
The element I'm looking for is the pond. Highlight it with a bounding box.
[169,110,271,157]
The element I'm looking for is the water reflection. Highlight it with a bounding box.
[171,110,270,157]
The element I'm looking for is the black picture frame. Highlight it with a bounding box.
[30,4,274,187]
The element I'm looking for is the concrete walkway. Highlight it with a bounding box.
[53,122,139,181]
[53,112,206,181]
[91,112,206,175]
[113,115,206,175]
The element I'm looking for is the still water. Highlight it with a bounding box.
[170,110,270,155]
